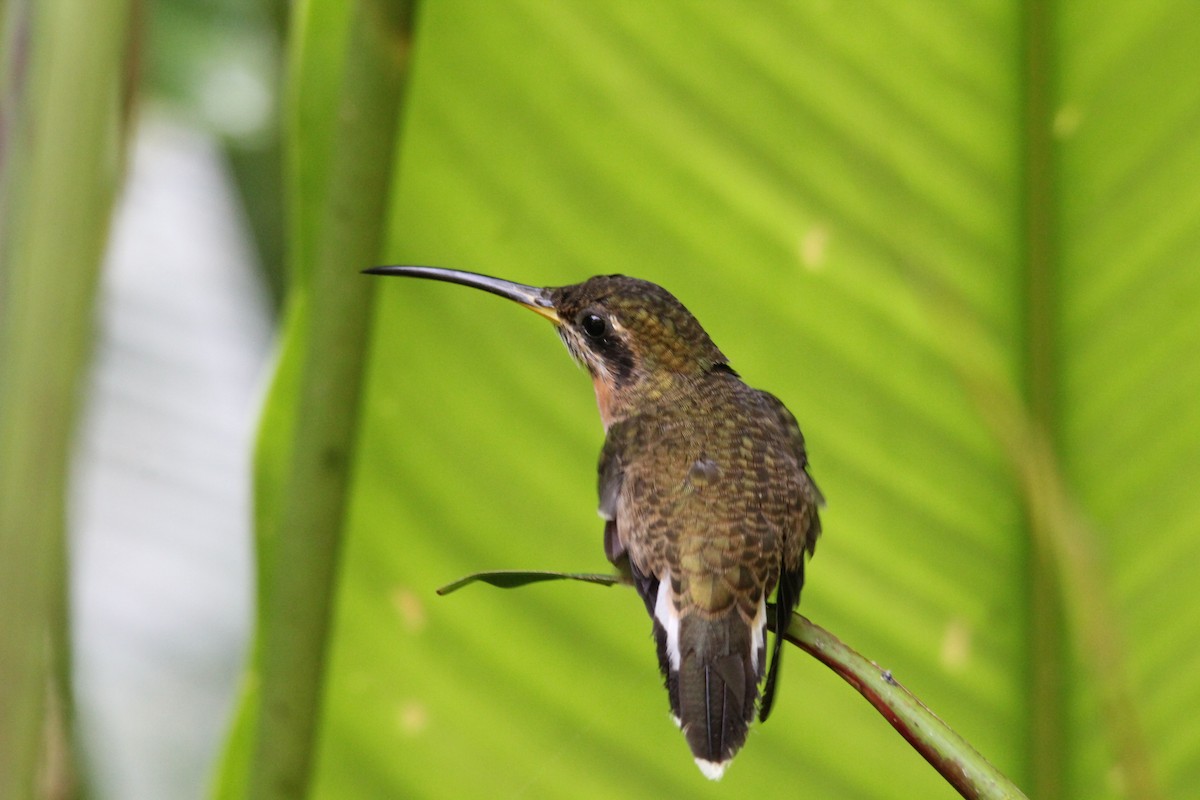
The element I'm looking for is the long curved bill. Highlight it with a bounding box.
[364,265,560,324]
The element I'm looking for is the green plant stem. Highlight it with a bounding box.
[1018,5,1158,797]
[975,387,1161,800]
[246,1,412,797]
[1019,1,1067,796]
[0,1,132,797]
[438,569,1028,799]
[783,615,1027,800]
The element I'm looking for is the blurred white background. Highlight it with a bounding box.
[70,115,273,799]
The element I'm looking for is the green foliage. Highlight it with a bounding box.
[219,1,411,798]
[231,2,1200,798]
[0,1,133,795]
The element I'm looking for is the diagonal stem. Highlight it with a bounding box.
[783,614,1026,800]
[437,569,1028,799]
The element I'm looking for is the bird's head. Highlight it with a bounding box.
[365,266,730,427]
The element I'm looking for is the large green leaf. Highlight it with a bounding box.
[244,2,1200,797]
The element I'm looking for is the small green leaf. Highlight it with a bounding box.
[437,570,622,596]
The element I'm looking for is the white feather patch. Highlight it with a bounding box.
[695,758,728,781]
[654,575,682,672]
[750,596,767,674]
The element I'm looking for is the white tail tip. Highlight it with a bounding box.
[695,758,728,781]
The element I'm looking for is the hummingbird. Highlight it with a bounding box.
[366,266,822,779]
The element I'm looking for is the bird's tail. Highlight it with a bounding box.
[668,612,764,780]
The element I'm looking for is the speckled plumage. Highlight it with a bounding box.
[552,276,822,777]
[366,267,822,780]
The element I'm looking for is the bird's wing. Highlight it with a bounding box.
[598,419,660,618]
[597,421,627,564]
[754,389,823,722]
[758,390,823,560]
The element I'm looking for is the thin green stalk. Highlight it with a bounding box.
[438,570,1028,799]
[1018,5,1158,798]
[0,0,132,797]
[784,615,1027,800]
[924,266,1161,798]
[1019,2,1065,796]
[246,1,412,797]
[926,263,1160,798]
[968,383,1162,800]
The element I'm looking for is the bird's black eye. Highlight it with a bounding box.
[580,312,608,339]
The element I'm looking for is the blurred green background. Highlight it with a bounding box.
[3,1,1199,798]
